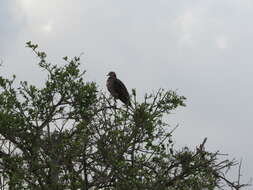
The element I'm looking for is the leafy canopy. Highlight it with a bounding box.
[0,42,248,190]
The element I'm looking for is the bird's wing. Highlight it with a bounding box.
[114,79,129,96]
[114,79,130,105]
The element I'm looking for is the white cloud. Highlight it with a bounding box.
[174,9,200,47]
[176,10,195,32]
[18,0,33,11]
[216,35,228,49]
[41,21,53,34]
[178,33,194,47]
[10,0,83,36]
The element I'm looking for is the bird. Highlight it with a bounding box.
[106,71,131,106]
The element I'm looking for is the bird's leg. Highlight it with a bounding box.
[113,98,117,109]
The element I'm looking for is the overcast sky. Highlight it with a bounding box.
[1,0,253,187]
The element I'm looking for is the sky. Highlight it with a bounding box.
[1,0,252,188]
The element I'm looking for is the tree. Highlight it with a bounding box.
[0,42,249,190]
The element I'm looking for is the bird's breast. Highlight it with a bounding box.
[106,78,119,98]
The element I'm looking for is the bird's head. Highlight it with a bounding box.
[107,71,117,78]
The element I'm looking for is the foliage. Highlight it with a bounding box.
[0,42,249,190]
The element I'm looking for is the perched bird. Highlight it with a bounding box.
[106,71,131,106]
